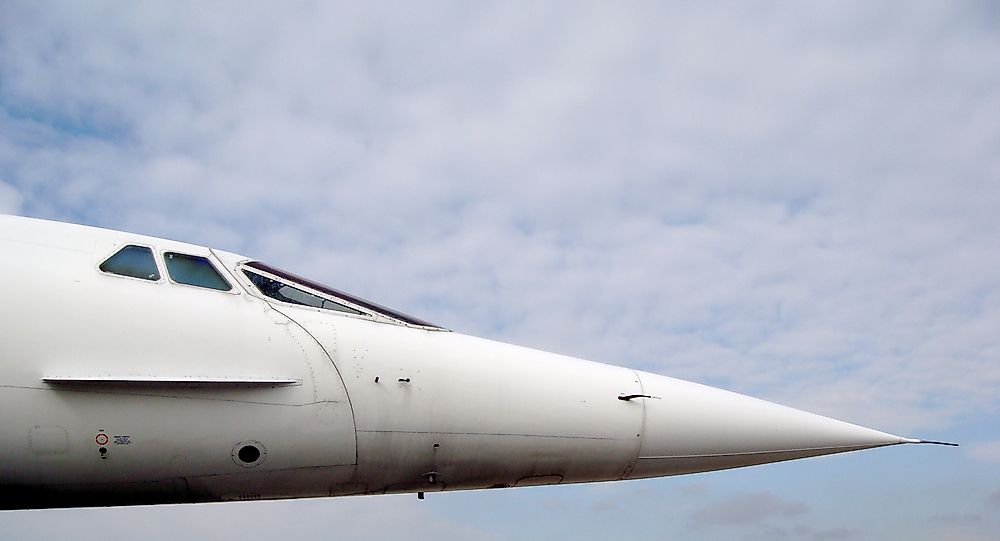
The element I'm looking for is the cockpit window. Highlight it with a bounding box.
[243,270,362,315]
[164,252,232,291]
[243,261,441,328]
[100,245,160,281]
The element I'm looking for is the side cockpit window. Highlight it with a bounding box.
[164,252,232,291]
[241,261,441,328]
[243,270,361,315]
[100,245,160,281]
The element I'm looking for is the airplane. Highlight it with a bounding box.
[0,214,954,509]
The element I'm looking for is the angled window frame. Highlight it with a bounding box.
[97,243,164,283]
[235,260,445,330]
[162,251,236,293]
[241,268,365,316]
[236,263,376,321]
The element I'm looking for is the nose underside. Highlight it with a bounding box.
[627,371,911,479]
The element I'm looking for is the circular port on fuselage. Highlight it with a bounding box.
[232,440,266,468]
[238,445,260,463]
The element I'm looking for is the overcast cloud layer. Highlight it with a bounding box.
[1,2,998,540]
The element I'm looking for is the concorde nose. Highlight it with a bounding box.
[626,371,916,479]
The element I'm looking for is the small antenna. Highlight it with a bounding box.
[903,438,959,447]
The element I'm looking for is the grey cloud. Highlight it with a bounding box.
[587,498,619,513]
[793,525,861,541]
[729,523,860,541]
[813,529,858,541]
[0,180,21,214]
[0,495,502,541]
[743,525,791,541]
[676,482,711,498]
[690,492,808,528]
[967,442,1000,463]
[928,513,982,524]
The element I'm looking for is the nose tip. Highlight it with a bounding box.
[627,371,907,479]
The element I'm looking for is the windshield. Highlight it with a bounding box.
[244,261,442,329]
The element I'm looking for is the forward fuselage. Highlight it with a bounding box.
[0,215,912,509]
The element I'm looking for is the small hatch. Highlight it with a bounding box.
[99,245,160,281]
[164,252,232,291]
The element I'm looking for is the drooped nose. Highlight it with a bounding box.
[627,371,909,479]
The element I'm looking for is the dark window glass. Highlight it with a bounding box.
[243,270,362,315]
[164,252,232,291]
[244,261,440,328]
[100,245,160,281]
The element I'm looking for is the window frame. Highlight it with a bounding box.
[97,243,165,284]
[162,251,238,294]
[237,263,377,321]
[235,261,445,330]
[241,267,364,316]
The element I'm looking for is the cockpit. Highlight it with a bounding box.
[97,244,444,331]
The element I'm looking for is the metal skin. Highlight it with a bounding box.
[0,215,936,509]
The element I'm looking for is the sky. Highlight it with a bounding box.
[1,1,999,539]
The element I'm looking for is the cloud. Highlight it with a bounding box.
[0,496,502,541]
[0,180,21,214]
[587,499,620,513]
[928,513,982,524]
[967,442,1000,463]
[689,492,807,528]
[720,522,860,540]
[1,3,999,540]
[791,526,861,541]
[676,482,711,498]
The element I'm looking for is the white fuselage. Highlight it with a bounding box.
[0,216,918,509]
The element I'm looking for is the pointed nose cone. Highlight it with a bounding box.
[627,371,907,479]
